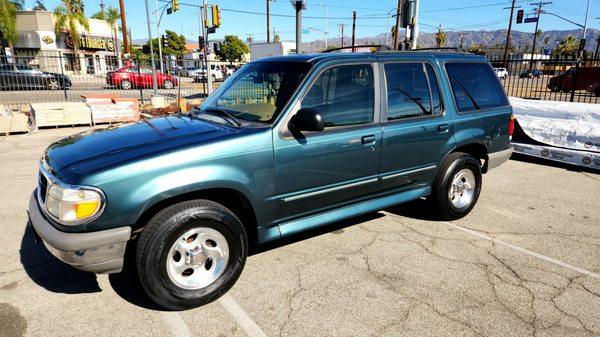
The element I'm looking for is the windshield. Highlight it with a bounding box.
[201,62,312,123]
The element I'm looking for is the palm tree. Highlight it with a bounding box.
[435,25,446,48]
[557,35,578,58]
[91,6,119,55]
[0,0,23,56]
[53,0,89,55]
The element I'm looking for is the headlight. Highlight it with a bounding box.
[45,184,104,224]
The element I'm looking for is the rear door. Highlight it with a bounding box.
[378,60,454,190]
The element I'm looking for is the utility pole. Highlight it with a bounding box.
[266,0,270,43]
[292,1,306,54]
[351,11,356,52]
[154,0,164,73]
[318,3,328,50]
[201,0,212,94]
[144,0,158,95]
[393,0,401,50]
[119,0,129,54]
[529,2,551,70]
[410,0,419,49]
[503,0,520,67]
[339,24,344,47]
[582,0,590,40]
[459,33,464,48]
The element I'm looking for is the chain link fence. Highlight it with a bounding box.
[0,50,244,108]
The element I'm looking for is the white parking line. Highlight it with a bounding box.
[441,221,600,280]
[159,294,268,337]
[160,311,194,337]
[219,293,269,337]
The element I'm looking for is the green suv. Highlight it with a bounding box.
[28,51,513,310]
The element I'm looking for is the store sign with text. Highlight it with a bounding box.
[64,34,115,52]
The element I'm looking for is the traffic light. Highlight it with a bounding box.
[171,0,179,12]
[212,5,221,28]
[161,35,168,48]
[516,10,524,24]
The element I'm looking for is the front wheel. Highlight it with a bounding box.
[163,80,174,89]
[46,78,60,90]
[136,200,247,310]
[430,152,482,220]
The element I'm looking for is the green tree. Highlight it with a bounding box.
[435,25,446,48]
[215,35,249,63]
[32,0,45,10]
[142,30,187,57]
[91,6,120,54]
[53,0,89,54]
[556,35,578,57]
[0,0,23,54]
[273,33,281,43]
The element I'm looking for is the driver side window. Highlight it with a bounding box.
[301,64,374,128]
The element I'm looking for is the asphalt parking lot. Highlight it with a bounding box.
[0,127,599,337]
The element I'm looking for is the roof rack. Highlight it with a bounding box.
[323,44,392,53]
[410,47,470,53]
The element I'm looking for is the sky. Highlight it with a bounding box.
[23,0,600,43]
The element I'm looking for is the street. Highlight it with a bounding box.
[0,127,599,337]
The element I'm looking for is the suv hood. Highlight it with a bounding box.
[45,115,237,178]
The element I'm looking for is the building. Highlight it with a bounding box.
[12,10,120,75]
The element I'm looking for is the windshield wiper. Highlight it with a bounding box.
[395,87,430,116]
[448,75,480,110]
[201,108,242,127]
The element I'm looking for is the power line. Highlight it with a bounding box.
[422,1,526,13]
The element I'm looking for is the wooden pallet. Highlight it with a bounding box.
[30,102,92,128]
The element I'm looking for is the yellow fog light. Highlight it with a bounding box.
[45,184,104,224]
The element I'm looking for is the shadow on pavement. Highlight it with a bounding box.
[19,224,101,294]
[384,198,444,222]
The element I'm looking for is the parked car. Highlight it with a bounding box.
[494,67,509,79]
[548,67,600,93]
[106,66,178,89]
[0,64,71,90]
[192,64,225,82]
[519,69,543,78]
[587,82,600,97]
[180,67,203,78]
[29,52,513,310]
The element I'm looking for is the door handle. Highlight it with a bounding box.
[437,124,449,133]
[361,135,376,144]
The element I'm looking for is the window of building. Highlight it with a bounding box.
[301,64,374,128]
[445,62,508,112]
[385,63,442,120]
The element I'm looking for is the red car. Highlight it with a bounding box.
[107,66,178,90]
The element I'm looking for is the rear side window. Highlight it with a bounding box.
[385,63,442,120]
[445,63,508,112]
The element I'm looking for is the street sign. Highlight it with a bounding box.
[524,17,538,23]
[302,29,309,34]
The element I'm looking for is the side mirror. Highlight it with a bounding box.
[291,108,325,132]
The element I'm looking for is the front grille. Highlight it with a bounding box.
[38,173,48,204]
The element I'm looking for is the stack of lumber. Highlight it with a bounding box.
[30,102,92,128]
[81,94,140,124]
[0,106,29,135]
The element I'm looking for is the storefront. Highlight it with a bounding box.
[12,10,120,75]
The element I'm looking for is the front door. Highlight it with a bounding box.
[379,61,454,190]
[273,63,382,228]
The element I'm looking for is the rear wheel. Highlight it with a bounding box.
[163,80,174,89]
[136,199,247,310]
[431,152,482,220]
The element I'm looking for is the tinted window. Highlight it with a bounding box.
[302,64,374,128]
[445,63,508,112]
[385,63,441,120]
[0,64,15,71]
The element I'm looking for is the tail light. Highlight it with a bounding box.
[508,114,515,139]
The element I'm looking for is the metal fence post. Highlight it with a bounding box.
[57,51,68,101]
[137,56,144,105]
[570,58,579,103]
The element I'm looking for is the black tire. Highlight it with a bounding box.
[136,199,247,310]
[46,78,60,90]
[431,152,482,220]
[163,80,174,89]
[594,87,600,97]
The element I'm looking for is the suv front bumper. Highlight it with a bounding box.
[27,191,131,274]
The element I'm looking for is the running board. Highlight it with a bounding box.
[258,187,430,243]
